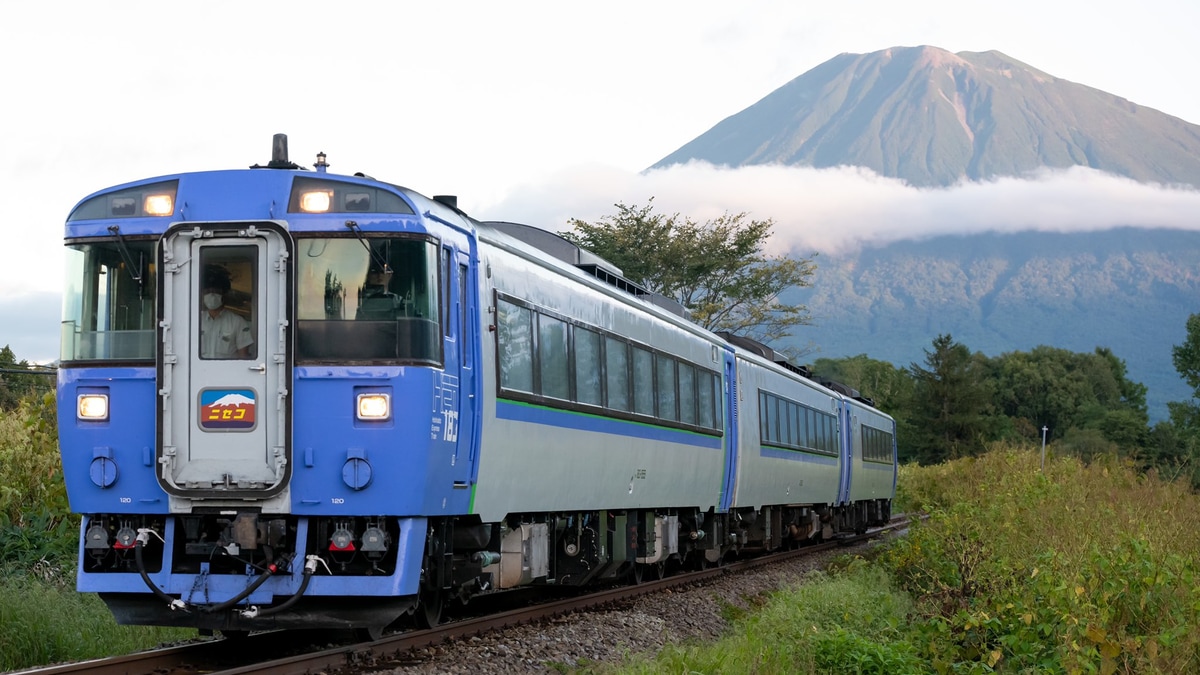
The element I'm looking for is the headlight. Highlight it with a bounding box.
[143,193,174,216]
[299,190,333,213]
[78,394,109,420]
[356,393,390,420]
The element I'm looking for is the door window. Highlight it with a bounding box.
[198,247,257,360]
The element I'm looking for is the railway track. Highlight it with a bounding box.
[15,517,911,675]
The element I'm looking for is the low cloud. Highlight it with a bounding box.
[483,161,1200,256]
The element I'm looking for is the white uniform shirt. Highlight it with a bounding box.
[201,309,254,358]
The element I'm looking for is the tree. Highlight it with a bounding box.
[564,200,817,343]
[810,354,918,461]
[0,345,49,410]
[1170,313,1200,432]
[989,346,1147,450]
[907,334,994,464]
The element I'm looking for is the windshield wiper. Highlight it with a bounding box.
[107,225,144,287]
[344,220,391,273]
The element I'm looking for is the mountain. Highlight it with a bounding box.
[782,228,1200,419]
[653,46,1200,188]
[650,46,1200,420]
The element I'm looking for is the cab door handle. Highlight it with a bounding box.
[248,363,266,372]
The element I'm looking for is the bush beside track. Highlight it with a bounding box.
[613,446,1200,674]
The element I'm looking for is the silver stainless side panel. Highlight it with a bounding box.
[731,357,842,510]
[470,243,725,522]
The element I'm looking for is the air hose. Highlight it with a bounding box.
[239,555,327,619]
[134,529,188,612]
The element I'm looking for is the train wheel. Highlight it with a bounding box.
[415,588,444,629]
[416,530,445,628]
[648,561,665,581]
[628,562,645,585]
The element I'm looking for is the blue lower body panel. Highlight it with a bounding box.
[77,516,426,631]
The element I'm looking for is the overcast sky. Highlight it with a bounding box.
[4,1,1199,362]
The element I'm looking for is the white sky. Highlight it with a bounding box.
[3,0,1200,362]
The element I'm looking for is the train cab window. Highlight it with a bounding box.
[294,236,440,363]
[62,239,157,361]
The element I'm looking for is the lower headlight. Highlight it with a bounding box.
[356,393,391,420]
[78,394,109,420]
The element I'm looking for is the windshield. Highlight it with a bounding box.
[62,239,157,361]
[295,235,440,364]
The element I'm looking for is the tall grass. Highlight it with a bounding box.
[0,394,193,671]
[882,445,1200,673]
[0,572,192,671]
[606,445,1200,674]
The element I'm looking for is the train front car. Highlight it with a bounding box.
[58,140,477,634]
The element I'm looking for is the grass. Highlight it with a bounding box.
[604,565,921,675]
[591,444,1200,674]
[0,570,193,671]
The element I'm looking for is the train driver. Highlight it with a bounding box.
[200,266,254,359]
[356,266,404,320]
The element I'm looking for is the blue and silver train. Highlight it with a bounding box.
[58,135,896,635]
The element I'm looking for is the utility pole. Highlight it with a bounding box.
[1041,426,1049,471]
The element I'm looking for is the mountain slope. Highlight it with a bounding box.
[653,46,1200,188]
[781,228,1200,419]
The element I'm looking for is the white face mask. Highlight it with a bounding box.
[202,293,223,311]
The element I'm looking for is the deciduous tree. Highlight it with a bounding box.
[564,200,816,343]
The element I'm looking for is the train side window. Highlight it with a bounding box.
[780,399,793,446]
[574,327,602,407]
[459,262,469,364]
[537,314,569,400]
[804,408,815,449]
[697,371,715,429]
[496,299,533,393]
[678,361,696,426]
[631,346,654,416]
[656,356,678,422]
[441,247,452,338]
[604,337,630,412]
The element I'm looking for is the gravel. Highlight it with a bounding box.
[360,544,858,674]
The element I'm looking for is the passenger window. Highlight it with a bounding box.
[537,314,569,400]
[496,299,533,393]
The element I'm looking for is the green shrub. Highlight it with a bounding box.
[881,445,1200,673]
[0,392,76,571]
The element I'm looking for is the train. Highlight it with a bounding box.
[57,135,897,636]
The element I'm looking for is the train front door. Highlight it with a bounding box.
[157,223,292,507]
